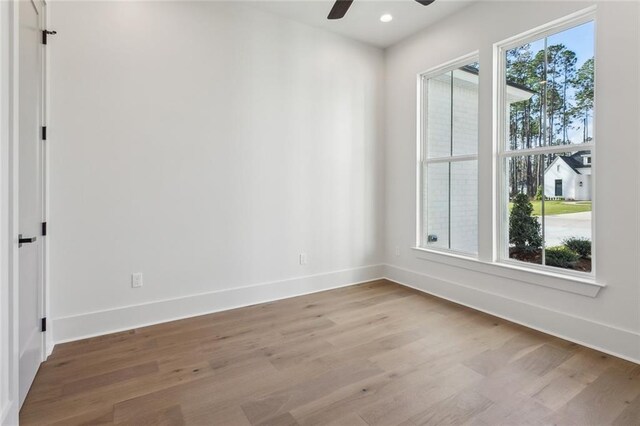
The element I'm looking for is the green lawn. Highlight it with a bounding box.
[508,200,592,216]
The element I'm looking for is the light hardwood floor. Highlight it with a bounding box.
[20,280,640,425]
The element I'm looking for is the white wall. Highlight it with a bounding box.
[48,1,385,343]
[384,1,640,361]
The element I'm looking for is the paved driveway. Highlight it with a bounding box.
[541,211,592,247]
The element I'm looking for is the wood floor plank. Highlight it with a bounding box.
[111,359,282,424]
[49,406,115,426]
[115,404,185,426]
[358,365,485,426]
[20,279,640,426]
[240,360,384,424]
[181,405,251,426]
[468,393,554,426]
[510,343,574,377]
[290,355,451,425]
[612,392,640,426]
[62,361,159,396]
[410,389,494,426]
[548,366,640,425]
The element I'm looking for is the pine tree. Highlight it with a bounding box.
[509,193,542,252]
[506,42,591,194]
[572,58,594,143]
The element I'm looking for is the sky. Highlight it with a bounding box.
[549,20,595,70]
[518,20,594,71]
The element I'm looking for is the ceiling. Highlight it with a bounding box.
[245,0,475,48]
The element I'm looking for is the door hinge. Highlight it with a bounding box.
[42,222,47,236]
[41,317,47,332]
[42,126,47,141]
[42,30,57,45]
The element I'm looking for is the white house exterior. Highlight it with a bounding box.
[543,151,592,201]
[423,67,534,253]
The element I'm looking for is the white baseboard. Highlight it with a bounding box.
[52,264,385,344]
[46,338,54,359]
[383,264,640,364]
[51,262,639,365]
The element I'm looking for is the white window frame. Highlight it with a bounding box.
[416,52,480,259]
[494,8,596,279]
[413,8,605,297]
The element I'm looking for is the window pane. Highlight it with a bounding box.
[426,63,479,158]
[505,38,544,151]
[420,60,478,256]
[423,162,449,249]
[422,161,478,254]
[452,67,479,156]
[501,19,595,275]
[505,21,594,151]
[506,152,592,272]
[542,150,592,272]
[507,155,543,265]
[426,72,452,158]
[450,160,478,253]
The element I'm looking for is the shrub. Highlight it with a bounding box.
[535,186,543,201]
[546,246,580,268]
[562,237,591,258]
[509,193,542,252]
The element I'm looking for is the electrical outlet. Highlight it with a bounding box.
[131,273,143,288]
[395,246,401,257]
[299,253,307,265]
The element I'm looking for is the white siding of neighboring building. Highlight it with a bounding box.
[422,71,531,254]
[575,153,593,201]
[423,73,478,254]
[426,74,453,159]
[575,168,592,200]
[544,157,592,201]
[450,160,478,252]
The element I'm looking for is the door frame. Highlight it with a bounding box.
[1,0,50,423]
[555,179,563,197]
[41,0,52,361]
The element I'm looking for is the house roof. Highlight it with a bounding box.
[555,150,592,174]
[459,65,536,94]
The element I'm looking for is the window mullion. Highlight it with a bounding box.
[449,70,454,250]
[426,154,478,164]
[498,143,594,158]
[541,35,548,266]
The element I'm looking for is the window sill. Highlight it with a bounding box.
[411,247,604,298]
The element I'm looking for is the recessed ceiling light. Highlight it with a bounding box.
[380,14,393,23]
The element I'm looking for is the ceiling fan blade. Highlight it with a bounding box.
[327,0,354,20]
[415,0,436,5]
